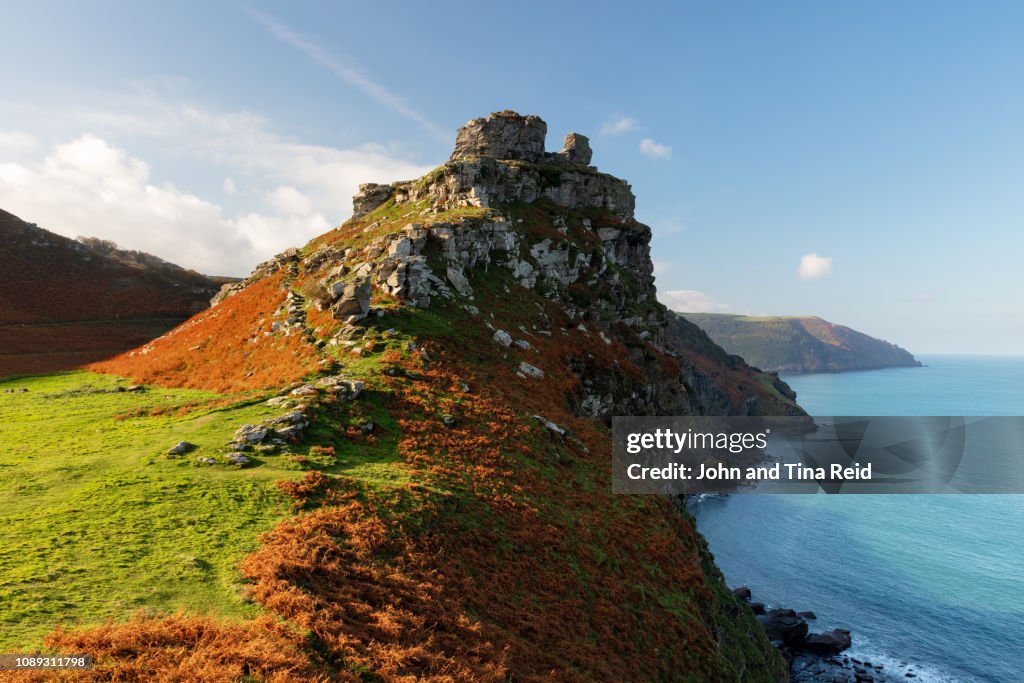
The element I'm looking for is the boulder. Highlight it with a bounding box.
[446,266,473,296]
[732,586,752,601]
[168,441,196,456]
[756,608,808,647]
[234,424,269,444]
[533,415,566,437]
[330,279,371,320]
[803,629,852,655]
[225,452,252,467]
[518,361,545,379]
[559,132,592,165]
[493,330,513,347]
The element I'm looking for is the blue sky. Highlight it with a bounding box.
[1,1,1021,354]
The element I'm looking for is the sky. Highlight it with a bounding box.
[1,1,1022,354]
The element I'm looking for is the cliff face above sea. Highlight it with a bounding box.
[685,313,922,374]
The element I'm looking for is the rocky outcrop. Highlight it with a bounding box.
[559,132,592,165]
[352,183,395,219]
[451,110,548,162]
[318,111,801,421]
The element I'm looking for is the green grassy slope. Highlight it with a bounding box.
[0,370,406,649]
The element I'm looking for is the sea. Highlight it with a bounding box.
[691,356,1024,682]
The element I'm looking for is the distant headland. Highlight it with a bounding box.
[683,313,922,374]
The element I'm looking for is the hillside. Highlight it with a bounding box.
[684,313,922,373]
[0,209,226,376]
[12,111,806,681]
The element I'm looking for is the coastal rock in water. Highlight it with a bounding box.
[757,608,809,647]
[802,629,852,655]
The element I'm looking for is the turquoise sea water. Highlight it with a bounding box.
[692,356,1024,682]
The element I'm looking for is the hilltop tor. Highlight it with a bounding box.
[87,111,804,681]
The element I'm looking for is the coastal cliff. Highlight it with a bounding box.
[684,313,922,374]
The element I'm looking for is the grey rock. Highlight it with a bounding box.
[275,424,305,441]
[518,361,544,379]
[195,456,218,466]
[559,132,592,165]
[167,441,197,456]
[446,266,473,296]
[234,424,269,444]
[451,111,548,162]
[330,278,371,320]
[803,629,852,655]
[756,608,808,648]
[266,410,307,427]
[225,452,252,467]
[533,415,566,436]
[352,183,393,218]
[493,329,513,347]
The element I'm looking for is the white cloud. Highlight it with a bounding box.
[797,253,834,280]
[266,185,313,215]
[0,120,430,275]
[222,177,236,195]
[652,260,673,275]
[600,116,638,136]
[0,131,36,152]
[245,8,449,143]
[639,138,672,160]
[658,289,730,313]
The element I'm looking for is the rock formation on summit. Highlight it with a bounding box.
[93,111,804,680]
[201,111,802,417]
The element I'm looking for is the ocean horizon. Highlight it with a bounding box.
[693,355,1024,682]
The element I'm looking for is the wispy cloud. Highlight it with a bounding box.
[639,137,672,160]
[600,115,638,136]
[245,8,448,143]
[658,289,730,313]
[797,253,833,280]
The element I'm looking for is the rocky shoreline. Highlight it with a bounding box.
[734,586,926,682]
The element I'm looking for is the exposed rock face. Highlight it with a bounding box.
[451,110,548,162]
[322,111,801,420]
[352,183,395,218]
[560,132,592,165]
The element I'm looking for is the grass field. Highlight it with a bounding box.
[0,370,405,650]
